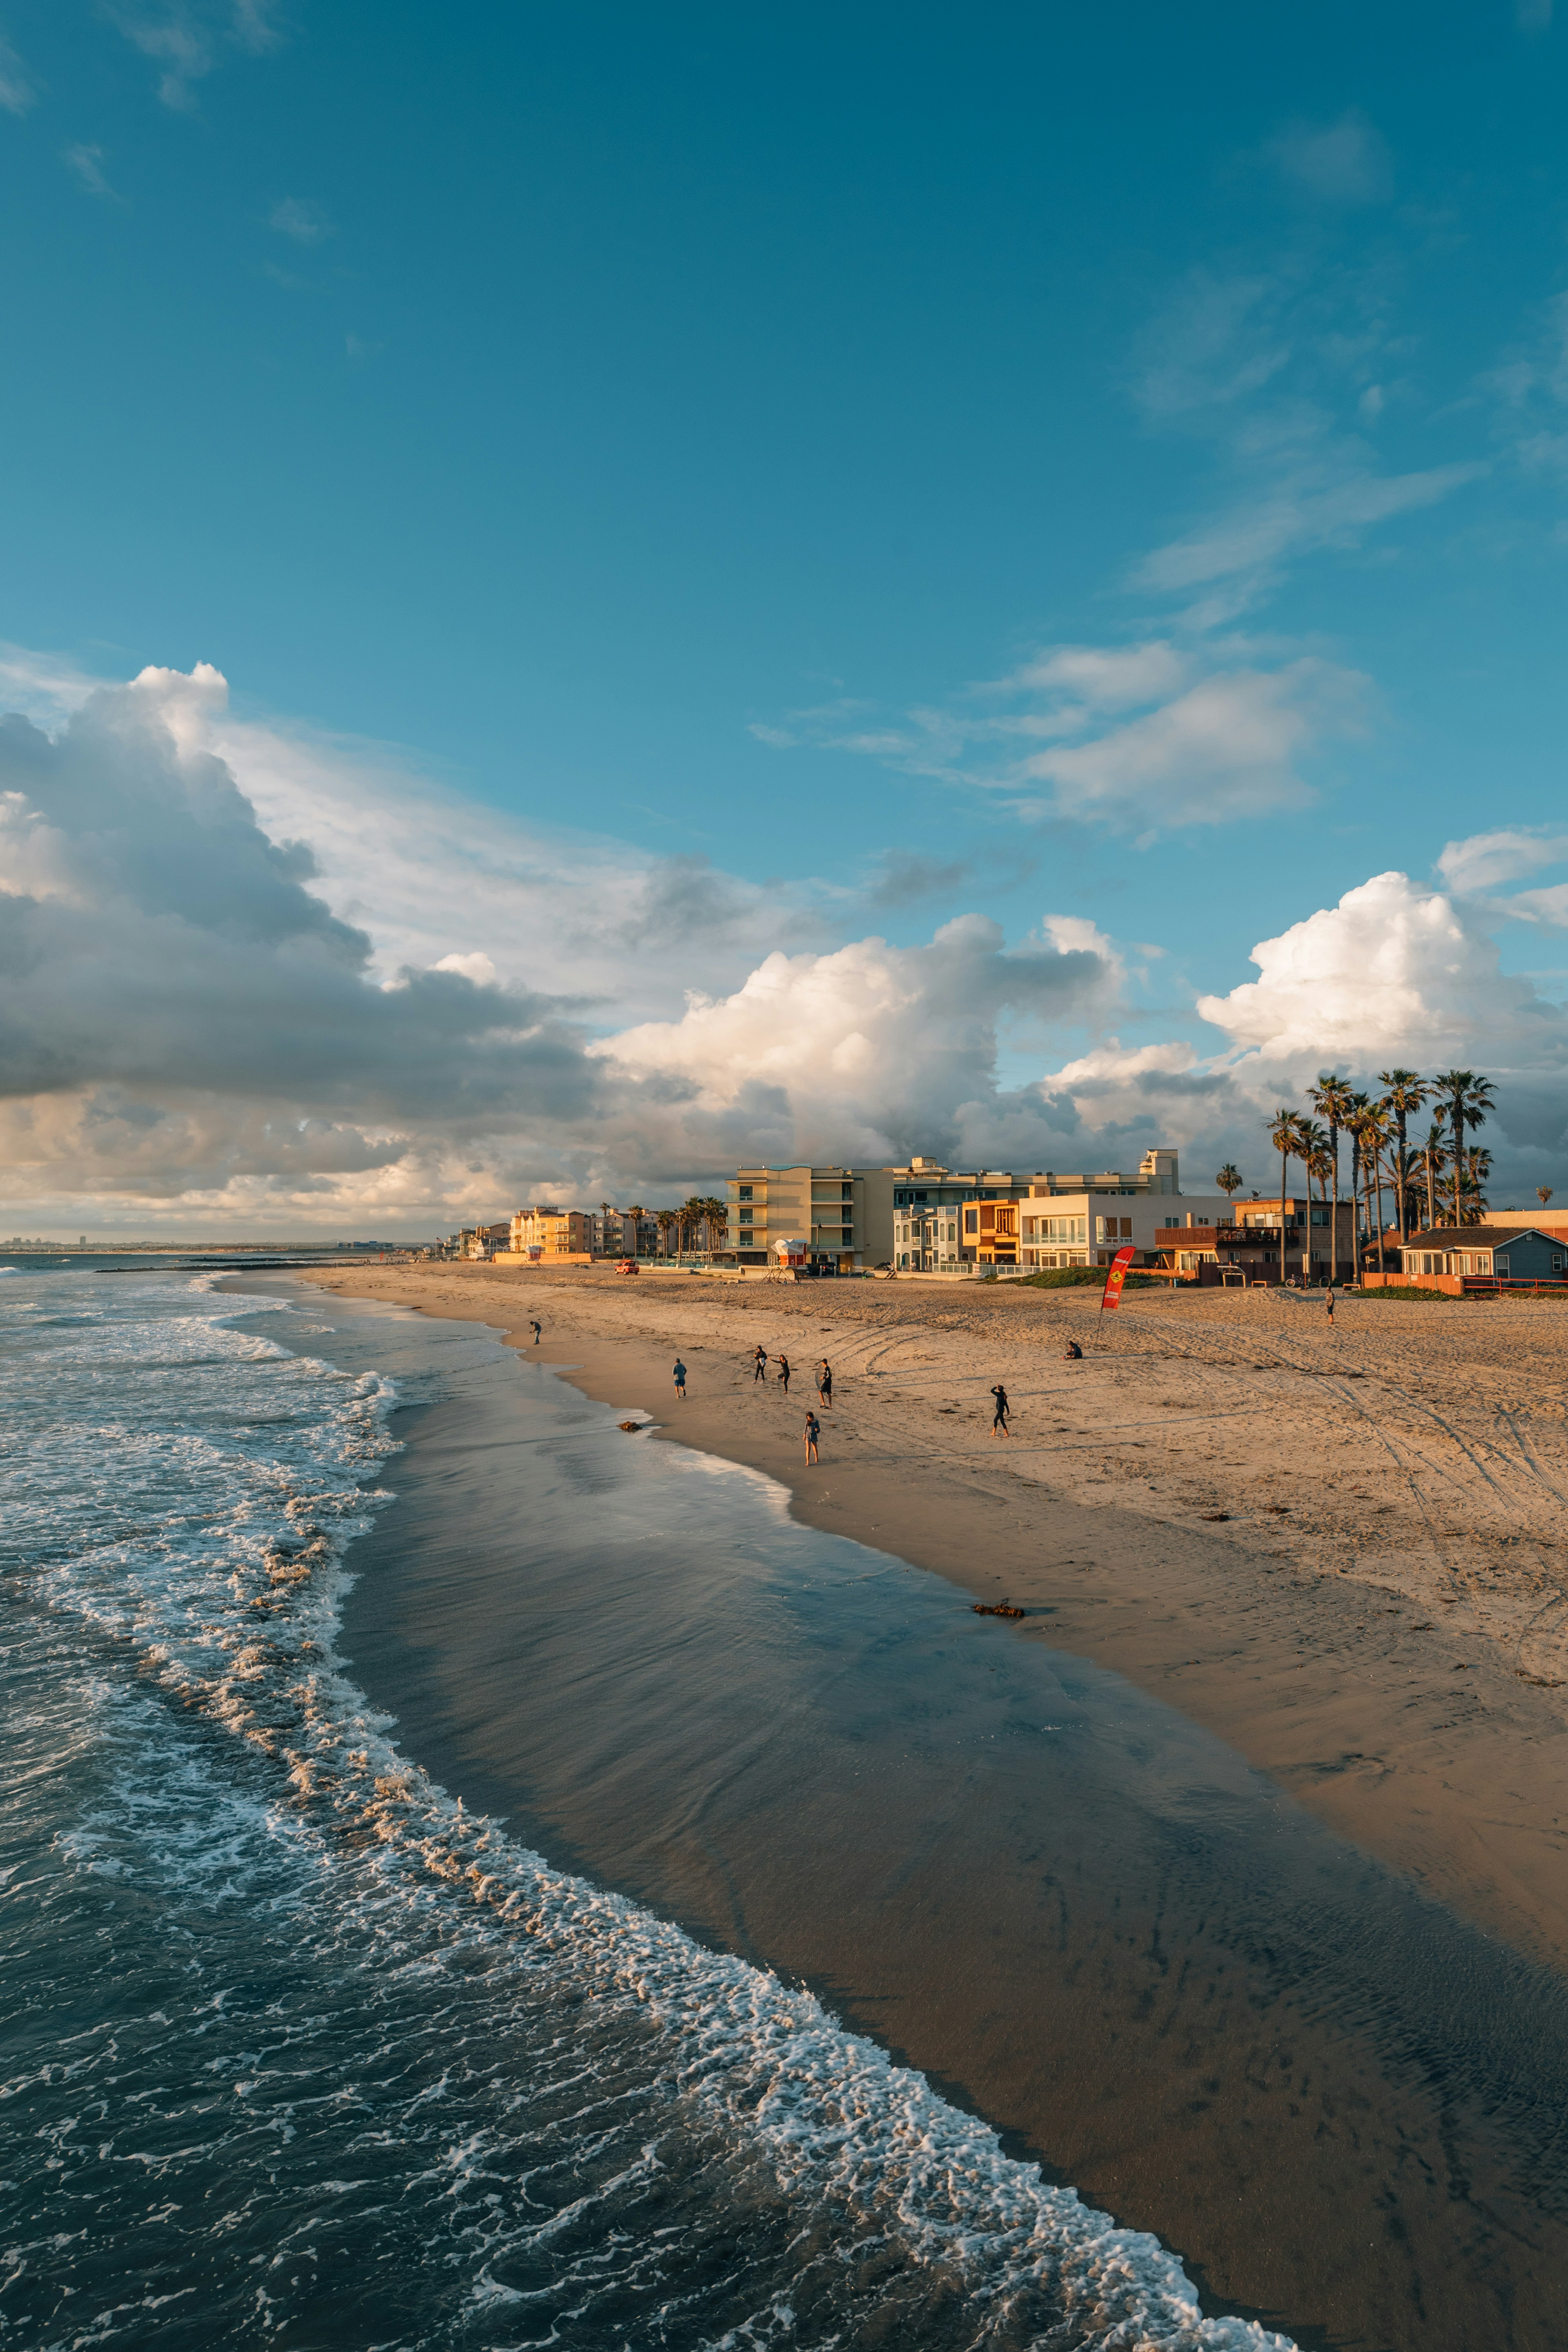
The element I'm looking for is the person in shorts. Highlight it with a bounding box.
[817,1360,833,1408]
[673,1358,687,1400]
[803,1411,821,1464]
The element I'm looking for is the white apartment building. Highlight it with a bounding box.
[891,1203,963,1271]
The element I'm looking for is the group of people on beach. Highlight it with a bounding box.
[671,1342,834,1459]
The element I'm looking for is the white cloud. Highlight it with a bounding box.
[1033,871,1568,1197]
[107,6,214,109]
[0,662,1132,1228]
[0,33,36,112]
[591,915,1118,1169]
[1436,829,1568,895]
[1021,658,1368,824]
[63,145,118,201]
[269,196,333,244]
[1002,641,1188,709]
[1194,872,1544,1068]
[1269,112,1394,208]
[758,638,1370,832]
[1136,462,1484,594]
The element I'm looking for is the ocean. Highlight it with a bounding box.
[5,1270,1567,2350]
[0,1267,1292,2350]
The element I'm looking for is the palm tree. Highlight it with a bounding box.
[1461,1147,1492,1222]
[1215,1163,1243,1211]
[1305,1137,1334,1277]
[1419,1124,1445,1234]
[1266,1109,1304,1284]
[626,1203,646,1258]
[656,1208,677,1262]
[1346,1097,1390,1274]
[703,1195,729,1252]
[1389,1144,1423,1239]
[1308,1075,1355,1283]
[1296,1118,1329,1277]
[1377,1071,1428,1246]
[1432,1071,1496,1226]
[1538,1186,1554,1212]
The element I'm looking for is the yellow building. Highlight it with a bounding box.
[499,1206,597,1264]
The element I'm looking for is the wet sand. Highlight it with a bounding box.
[312,1263,1568,1984]
[232,1272,1568,2352]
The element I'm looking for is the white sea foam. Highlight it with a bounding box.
[2,1273,1297,2350]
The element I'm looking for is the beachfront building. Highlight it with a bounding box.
[892,1202,963,1271]
[1396,1224,1566,1291]
[603,1208,657,1258]
[890,1150,1208,1271]
[1147,1196,1356,1285]
[503,1206,597,1264]
[726,1166,896,1272]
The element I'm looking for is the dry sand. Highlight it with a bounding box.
[313,1262,1568,1980]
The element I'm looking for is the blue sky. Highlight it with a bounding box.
[3,2,1568,1229]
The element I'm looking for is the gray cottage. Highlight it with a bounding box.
[1399,1224,1567,1288]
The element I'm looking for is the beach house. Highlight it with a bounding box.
[1392,1224,1567,1292]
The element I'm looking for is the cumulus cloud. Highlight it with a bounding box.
[0,664,1129,1228]
[1032,872,1568,1198]
[591,916,1118,1170]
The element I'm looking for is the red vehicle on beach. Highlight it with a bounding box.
[615,1258,640,1275]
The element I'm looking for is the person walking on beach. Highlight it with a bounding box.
[804,1411,821,1464]
[775,1353,791,1395]
[753,1344,768,1382]
[990,1382,1010,1437]
[530,1318,542,1346]
[1325,1285,1336,1325]
[817,1360,833,1408]
[673,1358,687,1401]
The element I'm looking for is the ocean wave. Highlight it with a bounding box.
[1,1274,1296,2350]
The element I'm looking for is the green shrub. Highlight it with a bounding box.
[1015,1266,1162,1290]
[1348,1284,1460,1303]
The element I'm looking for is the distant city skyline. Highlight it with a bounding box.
[3,4,1568,1228]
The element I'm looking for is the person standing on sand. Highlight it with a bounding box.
[753,1344,768,1382]
[673,1358,687,1400]
[530,1318,542,1345]
[1325,1286,1336,1324]
[817,1360,833,1408]
[775,1353,791,1395]
[990,1382,1010,1437]
[804,1411,821,1464]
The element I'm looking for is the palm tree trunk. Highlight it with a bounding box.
[1424,1148,1435,1233]
[1452,1102,1464,1226]
[1374,1147,1387,1274]
[1279,1147,1289,1285]
[1329,1125,1340,1286]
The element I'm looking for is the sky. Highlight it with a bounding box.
[3,1,1568,1235]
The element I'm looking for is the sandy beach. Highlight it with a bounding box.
[312,1262,1568,1986]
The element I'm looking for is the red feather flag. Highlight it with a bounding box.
[1099,1242,1136,1313]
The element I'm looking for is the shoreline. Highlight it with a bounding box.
[299,1262,1568,1983]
